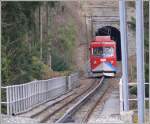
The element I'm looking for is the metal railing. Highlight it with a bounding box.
[120,78,149,110]
[1,73,79,115]
[68,73,80,90]
[119,78,124,113]
[119,78,149,122]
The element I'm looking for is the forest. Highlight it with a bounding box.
[2,1,80,86]
[1,1,149,87]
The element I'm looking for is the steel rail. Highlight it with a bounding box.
[35,79,99,123]
[83,83,110,123]
[31,92,74,118]
[56,76,104,123]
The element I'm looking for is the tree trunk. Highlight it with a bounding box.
[46,4,49,64]
[39,6,43,60]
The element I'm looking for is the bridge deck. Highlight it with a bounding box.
[88,78,123,123]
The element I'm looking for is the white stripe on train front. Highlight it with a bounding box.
[92,62,116,72]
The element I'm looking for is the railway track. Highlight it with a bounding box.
[55,76,108,123]
[29,78,99,123]
[19,77,109,123]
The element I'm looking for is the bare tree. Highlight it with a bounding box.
[39,5,43,60]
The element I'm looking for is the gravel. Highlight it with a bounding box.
[1,114,39,124]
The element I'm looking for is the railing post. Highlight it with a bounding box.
[136,0,145,123]
[119,78,123,113]
[6,87,9,115]
[68,75,72,91]
[149,1,150,120]
[119,0,129,111]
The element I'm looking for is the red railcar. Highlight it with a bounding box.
[89,36,117,77]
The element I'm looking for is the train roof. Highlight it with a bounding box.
[92,36,114,42]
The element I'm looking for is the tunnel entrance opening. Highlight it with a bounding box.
[95,26,121,61]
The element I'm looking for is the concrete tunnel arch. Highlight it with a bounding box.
[95,26,122,61]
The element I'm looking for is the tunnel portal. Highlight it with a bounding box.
[95,26,122,61]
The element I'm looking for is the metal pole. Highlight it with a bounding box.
[149,0,150,121]
[136,0,145,123]
[91,16,93,39]
[0,1,1,122]
[119,0,129,111]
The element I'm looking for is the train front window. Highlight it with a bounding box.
[93,47,114,57]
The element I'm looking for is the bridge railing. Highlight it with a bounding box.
[119,78,149,122]
[68,73,80,90]
[1,73,79,115]
[119,78,124,113]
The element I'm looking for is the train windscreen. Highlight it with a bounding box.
[93,47,114,57]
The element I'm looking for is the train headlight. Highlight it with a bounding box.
[111,61,114,64]
[94,61,97,64]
